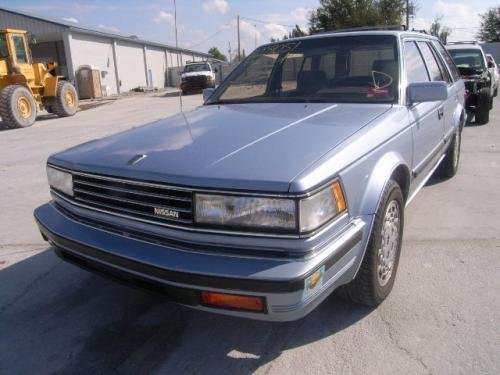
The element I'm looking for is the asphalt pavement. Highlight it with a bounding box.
[0,93,498,375]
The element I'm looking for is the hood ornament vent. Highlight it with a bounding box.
[127,154,147,166]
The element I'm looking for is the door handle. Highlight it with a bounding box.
[437,107,444,120]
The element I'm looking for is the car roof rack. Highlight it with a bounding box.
[318,25,407,34]
[447,41,479,45]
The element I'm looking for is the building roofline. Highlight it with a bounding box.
[0,6,212,57]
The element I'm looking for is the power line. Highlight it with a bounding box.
[240,16,295,29]
[187,19,234,48]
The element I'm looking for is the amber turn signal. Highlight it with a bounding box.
[200,291,265,312]
[332,181,347,213]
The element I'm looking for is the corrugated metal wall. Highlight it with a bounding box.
[70,32,118,95]
[145,47,166,88]
[0,10,65,35]
[115,41,146,91]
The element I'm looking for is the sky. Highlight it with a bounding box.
[1,0,498,58]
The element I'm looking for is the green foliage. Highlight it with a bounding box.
[477,6,500,42]
[309,0,416,33]
[208,47,227,61]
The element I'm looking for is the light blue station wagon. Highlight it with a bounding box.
[35,30,465,321]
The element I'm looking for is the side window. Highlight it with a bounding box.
[319,53,336,79]
[12,35,28,64]
[417,41,443,81]
[432,40,460,81]
[428,43,452,83]
[281,53,304,92]
[404,41,429,83]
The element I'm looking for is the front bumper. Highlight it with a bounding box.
[34,202,366,321]
[180,78,214,91]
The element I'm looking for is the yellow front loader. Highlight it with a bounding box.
[0,29,78,129]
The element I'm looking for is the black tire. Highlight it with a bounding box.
[0,85,37,129]
[338,180,404,306]
[475,88,490,124]
[494,87,498,97]
[52,81,78,117]
[437,127,461,178]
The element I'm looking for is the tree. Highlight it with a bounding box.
[208,47,227,61]
[270,25,307,42]
[429,16,451,44]
[477,6,500,42]
[309,0,416,33]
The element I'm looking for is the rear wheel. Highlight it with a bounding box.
[0,85,37,129]
[338,180,404,306]
[475,88,490,125]
[437,127,461,178]
[52,81,78,117]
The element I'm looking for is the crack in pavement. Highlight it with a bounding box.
[378,311,432,375]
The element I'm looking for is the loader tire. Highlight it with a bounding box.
[52,81,78,117]
[0,85,37,129]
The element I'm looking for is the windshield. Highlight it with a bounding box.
[0,34,8,58]
[448,49,485,71]
[184,63,210,73]
[207,35,399,104]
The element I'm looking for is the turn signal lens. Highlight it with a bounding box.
[200,291,265,312]
[332,181,346,213]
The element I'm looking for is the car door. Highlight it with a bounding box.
[418,41,457,141]
[404,40,445,180]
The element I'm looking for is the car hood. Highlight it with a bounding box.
[50,103,391,192]
[181,71,212,78]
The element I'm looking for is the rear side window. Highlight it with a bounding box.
[428,43,452,83]
[417,41,443,81]
[432,41,460,81]
[404,41,429,83]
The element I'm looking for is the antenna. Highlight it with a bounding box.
[173,0,183,112]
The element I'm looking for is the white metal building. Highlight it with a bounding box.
[0,6,213,94]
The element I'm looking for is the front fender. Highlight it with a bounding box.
[359,151,409,215]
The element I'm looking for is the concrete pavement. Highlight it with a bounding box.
[0,93,498,375]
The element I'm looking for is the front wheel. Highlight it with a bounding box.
[52,81,78,117]
[338,180,404,306]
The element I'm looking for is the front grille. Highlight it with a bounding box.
[72,173,193,226]
[184,75,208,83]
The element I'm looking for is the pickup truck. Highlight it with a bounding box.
[180,61,216,95]
[35,30,465,321]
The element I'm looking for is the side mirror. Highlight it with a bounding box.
[408,81,448,104]
[214,67,219,73]
[488,61,494,69]
[203,87,215,101]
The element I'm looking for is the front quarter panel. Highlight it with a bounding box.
[290,106,413,218]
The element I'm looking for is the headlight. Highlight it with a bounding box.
[46,166,73,196]
[195,180,347,234]
[195,194,296,230]
[299,181,346,232]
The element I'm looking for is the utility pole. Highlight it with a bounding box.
[237,14,241,61]
[406,0,410,30]
[254,23,257,49]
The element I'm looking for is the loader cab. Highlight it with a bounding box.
[0,29,33,75]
